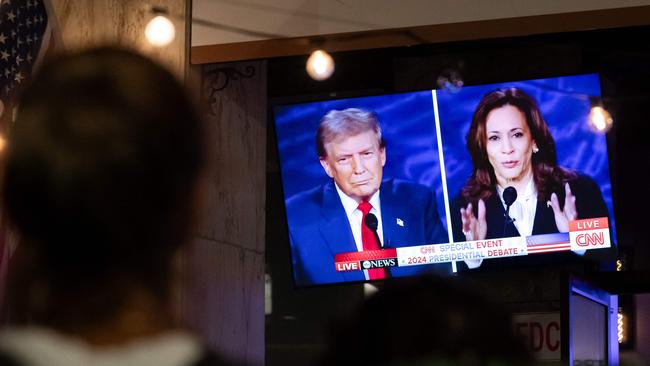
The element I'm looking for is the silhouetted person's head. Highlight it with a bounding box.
[320,276,532,366]
[2,47,204,332]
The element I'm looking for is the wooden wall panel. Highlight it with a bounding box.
[182,59,267,365]
[49,0,187,77]
[197,61,267,253]
[183,238,264,365]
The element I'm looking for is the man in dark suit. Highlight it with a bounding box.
[286,108,450,287]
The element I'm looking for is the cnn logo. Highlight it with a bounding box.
[575,232,605,247]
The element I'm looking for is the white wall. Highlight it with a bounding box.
[192,0,650,46]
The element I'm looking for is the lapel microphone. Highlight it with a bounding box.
[364,213,383,248]
[502,186,518,236]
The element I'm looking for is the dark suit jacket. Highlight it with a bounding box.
[286,178,450,287]
[451,174,609,242]
[450,174,611,270]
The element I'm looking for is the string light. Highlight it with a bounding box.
[145,13,175,47]
[618,307,625,344]
[306,49,335,81]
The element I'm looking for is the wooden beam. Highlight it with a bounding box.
[192,5,650,64]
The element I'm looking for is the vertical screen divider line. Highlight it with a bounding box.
[432,89,456,273]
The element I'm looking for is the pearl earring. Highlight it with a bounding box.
[533,146,539,153]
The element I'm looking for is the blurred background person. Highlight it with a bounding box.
[318,275,533,366]
[0,47,235,366]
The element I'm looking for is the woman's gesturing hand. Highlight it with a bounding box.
[548,182,577,232]
[460,199,487,241]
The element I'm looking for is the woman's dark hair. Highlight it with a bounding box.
[2,47,204,325]
[462,87,575,205]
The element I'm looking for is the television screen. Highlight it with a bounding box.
[273,74,616,287]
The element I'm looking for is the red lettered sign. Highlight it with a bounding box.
[513,312,561,361]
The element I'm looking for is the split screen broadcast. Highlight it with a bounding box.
[273,74,616,287]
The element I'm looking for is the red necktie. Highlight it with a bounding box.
[358,201,386,280]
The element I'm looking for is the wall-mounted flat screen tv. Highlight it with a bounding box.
[273,74,616,287]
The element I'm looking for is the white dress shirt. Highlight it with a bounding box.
[497,177,538,237]
[335,183,384,280]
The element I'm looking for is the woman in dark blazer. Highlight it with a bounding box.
[450,87,609,245]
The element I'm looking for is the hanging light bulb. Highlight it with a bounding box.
[306,49,335,81]
[588,105,613,133]
[145,14,175,47]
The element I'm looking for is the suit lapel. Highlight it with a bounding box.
[485,193,520,238]
[319,182,364,282]
[379,180,409,248]
[489,195,559,237]
[532,200,559,234]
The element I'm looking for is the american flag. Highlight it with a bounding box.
[0,0,50,320]
[0,0,49,127]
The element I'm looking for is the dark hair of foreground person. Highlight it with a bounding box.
[0,47,236,366]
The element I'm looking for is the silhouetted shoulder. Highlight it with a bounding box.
[0,349,243,366]
[0,352,20,366]
[192,348,244,366]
